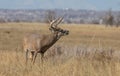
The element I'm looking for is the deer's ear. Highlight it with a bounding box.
[49,28,55,33]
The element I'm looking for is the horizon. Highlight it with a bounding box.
[0,0,120,11]
[0,8,119,12]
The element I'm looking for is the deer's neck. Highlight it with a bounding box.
[48,33,59,45]
[40,33,60,53]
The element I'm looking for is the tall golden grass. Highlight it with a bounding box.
[1,45,120,76]
[0,23,120,76]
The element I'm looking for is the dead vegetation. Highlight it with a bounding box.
[1,45,120,76]
[0,23,120,76]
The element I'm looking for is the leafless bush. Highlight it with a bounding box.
[46,44,120,63]
[44,10,56,23]
[104,9,114,26]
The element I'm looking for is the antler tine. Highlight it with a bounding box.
[50,18,59,28]
[54,17,64,27]
[58,17,64,24]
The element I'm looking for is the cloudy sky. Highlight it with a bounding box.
[0,0,120,10]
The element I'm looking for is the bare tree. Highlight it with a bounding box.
[105,9,114,26]
[0,18,6,23]
[23,17,69,64]
[115,13,120,27]
[45,10,56,23]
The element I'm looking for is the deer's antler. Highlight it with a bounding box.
[54,17,64,28]
[50,18,58,28]
[50,17,64,28]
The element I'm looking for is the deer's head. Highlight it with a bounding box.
[49,17,69,39]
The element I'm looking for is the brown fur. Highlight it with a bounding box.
[23,17,69,64]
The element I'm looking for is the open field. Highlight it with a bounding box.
[0,23,120,50]
[0,23,120,76]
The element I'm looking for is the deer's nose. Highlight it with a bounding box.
[66,31,69,35]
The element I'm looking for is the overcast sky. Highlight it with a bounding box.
[0,0,120,10]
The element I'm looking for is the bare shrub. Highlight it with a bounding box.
[44,10,56,23]
[45,44,119,63]
[104,9,114,26]
[46,45,62,58]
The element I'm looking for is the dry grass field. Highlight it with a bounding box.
[0,23,120,76]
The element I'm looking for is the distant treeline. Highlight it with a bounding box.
[0,9,120,25]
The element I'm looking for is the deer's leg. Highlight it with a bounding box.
[41,53,44,63]
[30,52,34,62]
[25,49,29,65]
[32,51,38,64]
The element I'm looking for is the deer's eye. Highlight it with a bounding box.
[60,29,63,32]
[49,28,52,30]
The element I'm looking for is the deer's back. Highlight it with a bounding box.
[23,33,44,52]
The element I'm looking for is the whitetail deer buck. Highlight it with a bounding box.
[23,17,69,64]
